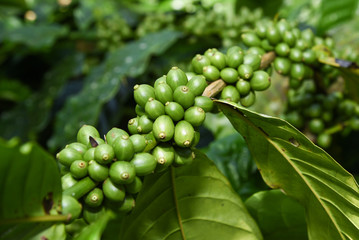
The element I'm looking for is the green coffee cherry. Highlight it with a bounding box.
[289,48,302,62]
[118,195,136,213]
[66,143,87,156]
[226,50,244,68]
[174,147,195,166]
[128,117,140,135]
[302,49,317,64]
[221,85,240,102]
[242,32,261,47]
[154,82,173,104]
[275,42,290,57]
[173,86,195,109]
[70,160,88,179]
[273,57,291,75]
[238,64,253,80]
[174,120,195,148]
[62,195,82,222]
[292,28,301,39]
[220,68,239,84]
[192,131,200,147]
[243,53,261,70]
[276,19,291,35]
[194,96,213,112]
[317,133,332,148]
[165,102,184,121]
[295,39,309,51]
[186,75,207,96]
[133,84,155,108]
[145,98,165,120]
[135,104,146,117]
[266,26,282,45]
[125,176,143,194]
[102,178,126,202]
[301,28,314,44]
[105,128,129,147]
[250,70,271,91]
[284,111,304,129]
[203,65,220,81]
[57,148,83,167]
[154,75,167,88]
[83,205,105,224]
[166,67,188,91]
[289,78,302,89]
[247,47,266,56]
[208,51,227,70]
[191,54,211,74]
[184,106,206,127]
[255,23,267,39]
[226,46,242,55]
[61,173,78,190]
[113,135,134,161]
[236,79,251,96]
[138,115,153,134]
[109,161,136,184]
[94,144,114,165]
[88,160,108,182]
[283,31,296,47]
[240,91,256,107]
[130,153,157,176]
[129,134,147,153]
[152,143,175,173]
[87,136,104,148]
[153,115,175,142]
[77,125,100,146]
[290,63,306,80]
[83,148,96,162]
[84,188,104,208]
[309,119,325,134]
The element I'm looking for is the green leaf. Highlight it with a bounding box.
[120,150,263,240]
[245,190,307,240]
[0,140,62,221]
[0,78,31,102]
[0,222,65,240]
[317,0,358,34]
[4,24,68,49]
[216,99,359,240]
[204,133,268,199]
[48,29,182,150]
[339,68,359,103]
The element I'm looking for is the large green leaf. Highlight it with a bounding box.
[317,0,358,35]
[4,24,68,49]
[245,190,307,240]
[204,133,268,199]
[119,150,262,240]
[216,100,359,240]
[0,140,62,221]
[0,222,65,240]
[48,29,182,150]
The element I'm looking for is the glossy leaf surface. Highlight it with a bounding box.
[120,150,262,240]
[216,99,359,240]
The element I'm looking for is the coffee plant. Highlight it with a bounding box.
[1,1,359,240]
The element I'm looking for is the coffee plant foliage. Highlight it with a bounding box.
[0,0,359,240]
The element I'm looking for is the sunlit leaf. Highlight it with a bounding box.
[245,190,307,240]
[217,100,359,240]
[120,150,263,240]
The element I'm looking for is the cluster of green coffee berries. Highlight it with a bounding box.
[58,125,142,226]
[238,18,359,148]
[191,46,270,107]
[136,13,175,38]
[96,14,132,51]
